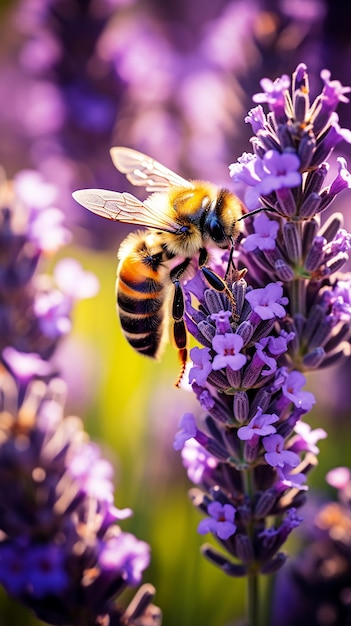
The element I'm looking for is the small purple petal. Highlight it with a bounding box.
[2,347,52,382]
[282,371,316,410]
[189,347,212,385]
[173,413,198,450]
[326,467,351,489]
[263,434,300,468]
[238,407,279,441]
[54,258,99,299]
[242,213,279,252]
[181,439,217,484]
[198,502,237,540]
[99,533,150,586]
[246,283,288,320]
[212,333,247,371]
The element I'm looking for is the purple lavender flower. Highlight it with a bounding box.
[198,502,237,540]
[0,168,98,358]
[173,412,198,450]
[245,104,266,133]
[230,150,302,211]
[211,333,247,371]
[320,68,351,104]
[238,408,279,441]
[0,543,67,598]
[312,69,351,134]
[99,533,150,586]
[179,266,317,581]
[329,156,351,195]
[2,347,52,383]
[277,465,308,491]
[181,439,218,485]
[252,74,291,121]
[242,212,279,251]
[34,258,99,339]
[173,67,351,609]
[189,347,212,385]
[0,364,156,626]
[251,340,278,377]
[321,279,351,322]
[34,289,72,338]
[259,151,302,195]
[281,371,316,411]
[291,421,327,455]
[54,257,99,300]
[245,282,288,320]
[211,309,233,333]
[263,434,300,469]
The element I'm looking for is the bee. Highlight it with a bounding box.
[73,147,246,385]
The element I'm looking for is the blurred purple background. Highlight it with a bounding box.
[1,0,350,249]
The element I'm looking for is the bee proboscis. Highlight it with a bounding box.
[73,147,246,386]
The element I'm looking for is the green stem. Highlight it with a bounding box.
[243,468,261,626]
[247,572,260,626]
[261,572,274,626]
[290,276,306,317]
[290,219,307,318]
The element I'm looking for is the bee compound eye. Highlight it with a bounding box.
[208,218,225,242]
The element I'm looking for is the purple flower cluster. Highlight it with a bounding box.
[0,169,98,359]
[174,272,322,575]
[0,164,160,624]
[0,362,158,626]
[174,64,351,581]
[231,64,351,372]
[0,0,329,247]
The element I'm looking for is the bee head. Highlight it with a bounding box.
[203,191,236,247]
[203,188,243,246]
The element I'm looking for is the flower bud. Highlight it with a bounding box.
[235,533,254,563]
[283,222,301,263]
[233,391,249,423]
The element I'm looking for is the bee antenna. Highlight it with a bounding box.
[237,207,278,222]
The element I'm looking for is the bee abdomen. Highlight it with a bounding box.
[117,291,163,315]
[116,232,168,359]
[118,272,164,294]
[118,304,166,358]
[119,310,162,334]
[117,292,166,357]
[124,330,163,357]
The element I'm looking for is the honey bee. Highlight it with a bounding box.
[73,147,246,385]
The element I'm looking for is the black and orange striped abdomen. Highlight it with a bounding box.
[116,231,170,358]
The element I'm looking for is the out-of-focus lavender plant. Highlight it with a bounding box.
[0,0,331,249]
[0,365,159,626]
[272,467,351,626]
[173,64,351,625]
[0,168,98,360]
[0,168,160,625]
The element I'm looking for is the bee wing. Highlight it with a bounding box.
[72,189,180,232]
[110,147,194,191]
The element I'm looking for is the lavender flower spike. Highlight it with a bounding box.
[0,363,158,626]
[174,63,351,626]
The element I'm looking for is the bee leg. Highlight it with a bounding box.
[224,244,235,280]
[224,242,247,283]
[173,321,187,388]
[170,258,191,387]
[198,247,239,320]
